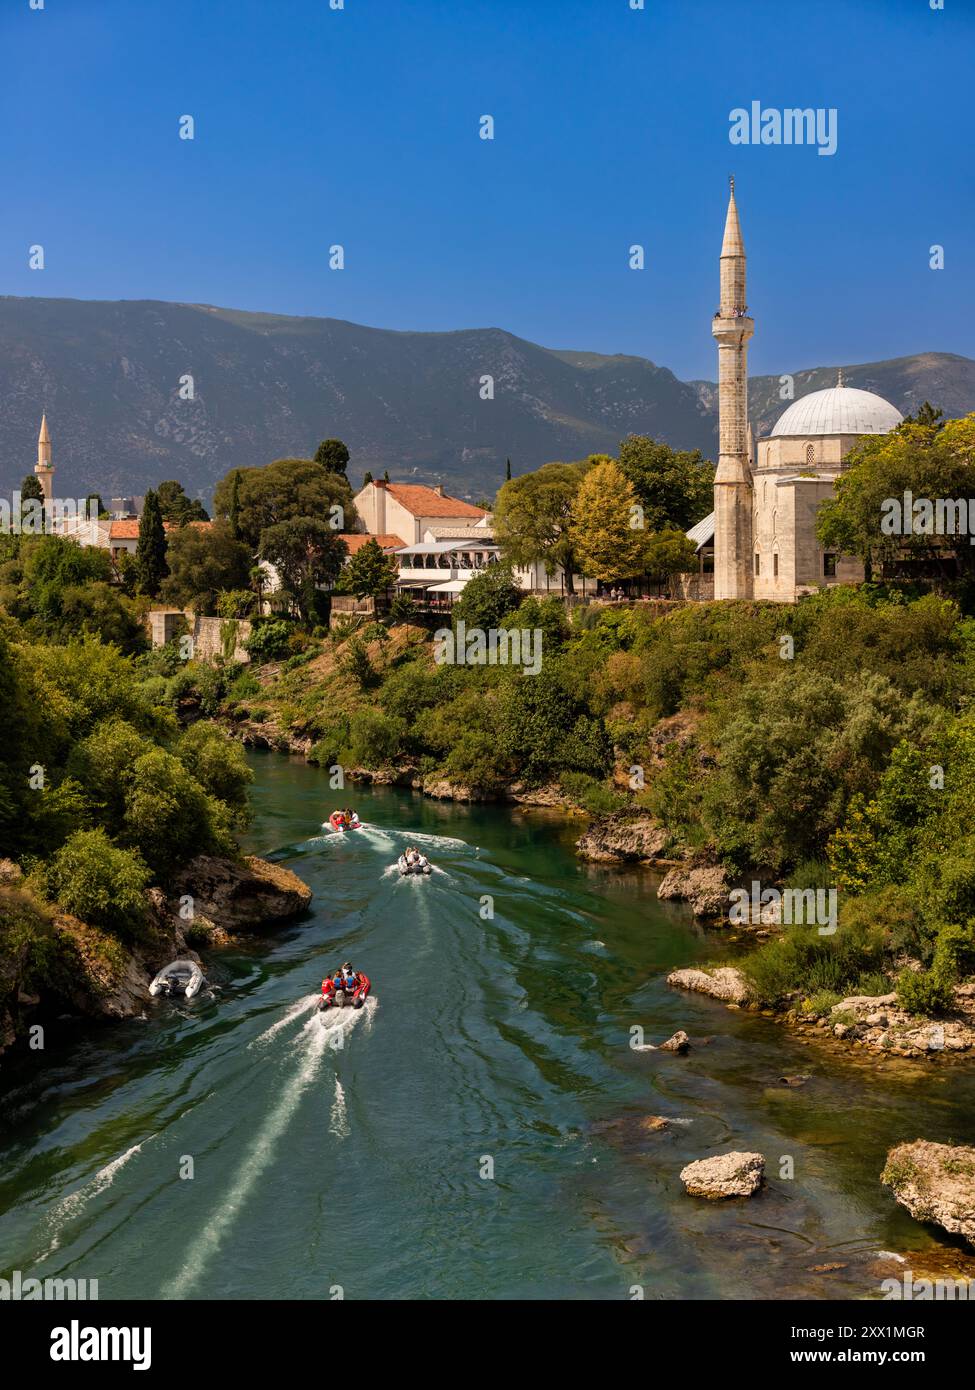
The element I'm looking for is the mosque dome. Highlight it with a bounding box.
[770,384,903,438]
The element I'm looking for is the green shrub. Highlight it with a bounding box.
[896,967,955,1017]
[559,772,626,815]
[45,828,150,935]
[174,722,253,817]
[243,620,294,663]
[348,708,405,767]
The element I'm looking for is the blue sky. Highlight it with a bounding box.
[1,0,970,380]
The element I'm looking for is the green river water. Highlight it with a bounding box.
[2,750,974,1300]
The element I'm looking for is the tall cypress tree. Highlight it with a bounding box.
[228,470,242,540]
[505,457,512,482]
[136,489,169,597]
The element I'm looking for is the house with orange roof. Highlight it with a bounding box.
[352,479,490,546]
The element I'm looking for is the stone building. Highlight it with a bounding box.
[704,181,903,603]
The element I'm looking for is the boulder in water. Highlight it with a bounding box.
[882,1140,975,1248]
[667,966,750,1006]
[680,1151,765,1200]
[658,1029,691,1054]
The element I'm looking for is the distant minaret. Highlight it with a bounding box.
[712,178,754,600]
[35,414,54,501]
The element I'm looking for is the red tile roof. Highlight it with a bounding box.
[110,519,213,540]
[380,482,487,519]
[339,533,403,555]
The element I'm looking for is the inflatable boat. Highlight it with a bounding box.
[318,967,371,1013]
[397,853,431,876]
[149,960,206,999]
[328,810,362,832]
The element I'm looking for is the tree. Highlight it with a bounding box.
[362,470,374,486]
[162,519,252,614]
[335,538,398,599]
[212,458,355,549]
[314,438,350,477]
[493,459,592,593]
[258,518,348,623]
[817,415,975,583]
[174,721,253,820]
[136,490,169,597]
[641,527,700,594]
[157,480,209,526]
[570,458,646,584]
[903,401,945,430]
[20,475,44,530]
[59,583,146,654]
[505,457,512,482]
[86,493,109,519]
[228,471,242,539]
[20,534,114,627]
[617,435,715,532]
[123,746,234,877]
[451,564,522,631]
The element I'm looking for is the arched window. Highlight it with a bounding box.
[805,443,815,467]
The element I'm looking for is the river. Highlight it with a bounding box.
[2,750,974,1300]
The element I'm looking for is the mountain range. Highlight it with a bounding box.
[1,296,972,504]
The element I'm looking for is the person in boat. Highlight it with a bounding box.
[321,969,344,1002]
[341,962,370,1006]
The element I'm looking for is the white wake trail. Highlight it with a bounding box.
[36,1139,151,1263]
[164,996,377,1298]
[249,994,320,1048]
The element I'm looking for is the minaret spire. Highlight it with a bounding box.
[712,179,754,600]
[35,413,54,502]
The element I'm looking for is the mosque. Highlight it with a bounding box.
[697,180,904,602]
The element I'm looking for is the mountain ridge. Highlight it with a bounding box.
[0,295,971,503]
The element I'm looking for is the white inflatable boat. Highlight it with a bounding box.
[149,960,207,999]
[397,853,431,876]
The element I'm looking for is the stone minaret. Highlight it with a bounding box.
[712,179,754,599]
[35,414,54,501]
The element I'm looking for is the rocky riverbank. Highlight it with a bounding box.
[0,854,312,1057]
[666,964,975,1061]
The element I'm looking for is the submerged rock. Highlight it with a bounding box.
[681,1151,765,1199]
[170,855,312,932]
[667,966,750,1006]
[882,1140,975,1247]
[575,813,668,864]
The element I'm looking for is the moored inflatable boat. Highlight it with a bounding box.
[149,960,207,999]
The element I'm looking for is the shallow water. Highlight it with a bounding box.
[1,750,974,1300]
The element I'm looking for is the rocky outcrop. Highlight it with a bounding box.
[782,985,975,1058]
[169,854,312,932]
[680,1151,765,1199]
[421,777,492,802]
[508,782,584,810]
[575,813,669,864]
[667,966,751,1006]
[882,1141,975,1247]
[658,1029,691,1054]
[657,864,730,918]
